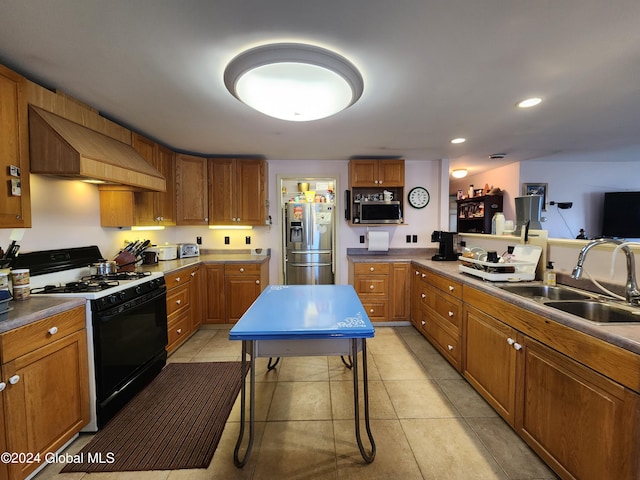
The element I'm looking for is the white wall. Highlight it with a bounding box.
[0,159,442,286]
[520,157,640,240]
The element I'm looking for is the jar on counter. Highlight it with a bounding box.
[468,184,474,198]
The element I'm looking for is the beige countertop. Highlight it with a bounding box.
[348,248,640,355]
[138,252,270,274]
[0,296,86,334]
[0,251,269,335]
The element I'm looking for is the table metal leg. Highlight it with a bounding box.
[267,357,280,370]
[351,338,376,463]
[234,340,256,468]
[340,355,353,369]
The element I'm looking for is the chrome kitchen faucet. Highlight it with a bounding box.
[571,238,640,306]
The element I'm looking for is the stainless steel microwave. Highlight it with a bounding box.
[358,200,403,224]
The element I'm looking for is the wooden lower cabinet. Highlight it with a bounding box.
[204,262,269,324]
[463,305,519,424]
[517,337,639,480]
[349,260,410,322]
[462,285,640,480]
[165,265,200,353]
[410,264,462,369]
[0,306,89,480]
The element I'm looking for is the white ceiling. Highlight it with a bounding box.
[2,0,640,176]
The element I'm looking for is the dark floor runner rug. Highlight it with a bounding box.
[62,361,245,473]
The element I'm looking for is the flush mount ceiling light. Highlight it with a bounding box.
[451,169,468,178]
[224,43,364,122]
[517,97,542,108]
[450,137,466,144]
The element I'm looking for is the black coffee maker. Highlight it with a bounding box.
[431,231,460,261]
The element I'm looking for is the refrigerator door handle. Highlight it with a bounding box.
[289,263,332,267]
[288,249,332,254]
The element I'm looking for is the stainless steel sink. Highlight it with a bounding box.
[499,284,596,301]
[544,300,640,324]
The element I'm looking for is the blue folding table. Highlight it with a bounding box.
[229,284,376,467]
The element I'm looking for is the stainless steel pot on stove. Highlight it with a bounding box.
[90,260,118,275]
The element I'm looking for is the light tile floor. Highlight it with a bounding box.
[36,326,558,480]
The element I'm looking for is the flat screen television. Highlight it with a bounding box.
[601,191,640,238]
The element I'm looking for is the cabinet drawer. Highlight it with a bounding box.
[427,272,462,299]
[224,263,262,275]
[354,263,390,275]
[433,294,462,330]
[425,315,461,368]
[166,284,189,316]
[165,268,194,288]
[354,276,388,297]
[361,301,387,321]
[0,306,85,363]
[167,309,190,350]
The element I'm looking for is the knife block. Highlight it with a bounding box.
[115,252,137,272]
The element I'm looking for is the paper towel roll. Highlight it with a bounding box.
[368,231,389,251]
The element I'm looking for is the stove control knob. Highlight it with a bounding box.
[135,286,143,295]
[119,291,127,300]
[109,295,118,304]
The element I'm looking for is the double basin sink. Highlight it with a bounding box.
[499,283,640,324]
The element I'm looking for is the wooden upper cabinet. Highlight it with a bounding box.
[208,158,266,226]
[176,154,209,225]
[132,134,176,226]
[100,134,175,227]
[349,159,404,187]
[0,65,31,228]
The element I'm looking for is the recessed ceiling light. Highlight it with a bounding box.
[517,97,542,108]
[450,137,466,144]
[451,169,468,178]
[224,43,364,122]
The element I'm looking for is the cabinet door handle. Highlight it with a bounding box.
[447,344,454,351]
[9,375,20,385]
[369,267,375,272]
[513,342,523,351]
[421,293,426,299]
[369,308,374,313]
[176,299,181,305]
[421,273,426,278]
[0,382,6,392]
[177,328,182,334]
[175,277,181,282]
[448,311,454,317]
[48,326,58,335]
[191,271,196,277]
[369,285,375,289]
[240,267,245,273]
[255,280,260,284]
[415,270,420,275]
[507,337,515,346]
[421,320,426,326]
[448,285,455,291]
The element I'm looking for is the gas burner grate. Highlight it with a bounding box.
[82,271,152,282]
[31,279,121,294]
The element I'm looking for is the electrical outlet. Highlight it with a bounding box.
[224,236,230,245]
[245,236,251,245]
[406,235,411,243]
[360,235,365,244]
[412,235,418,243]
[196,236,202,245]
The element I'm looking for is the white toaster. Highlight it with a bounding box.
[177,243,200,258]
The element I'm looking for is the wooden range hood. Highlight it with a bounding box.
[28,106,166,192]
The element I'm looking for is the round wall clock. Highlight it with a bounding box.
[408,186,430,209]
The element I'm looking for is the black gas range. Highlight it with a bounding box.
[12,246,168,431]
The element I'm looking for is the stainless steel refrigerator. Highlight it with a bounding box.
[284,202,334,284]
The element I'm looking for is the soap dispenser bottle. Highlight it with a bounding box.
[543,261,556,286]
